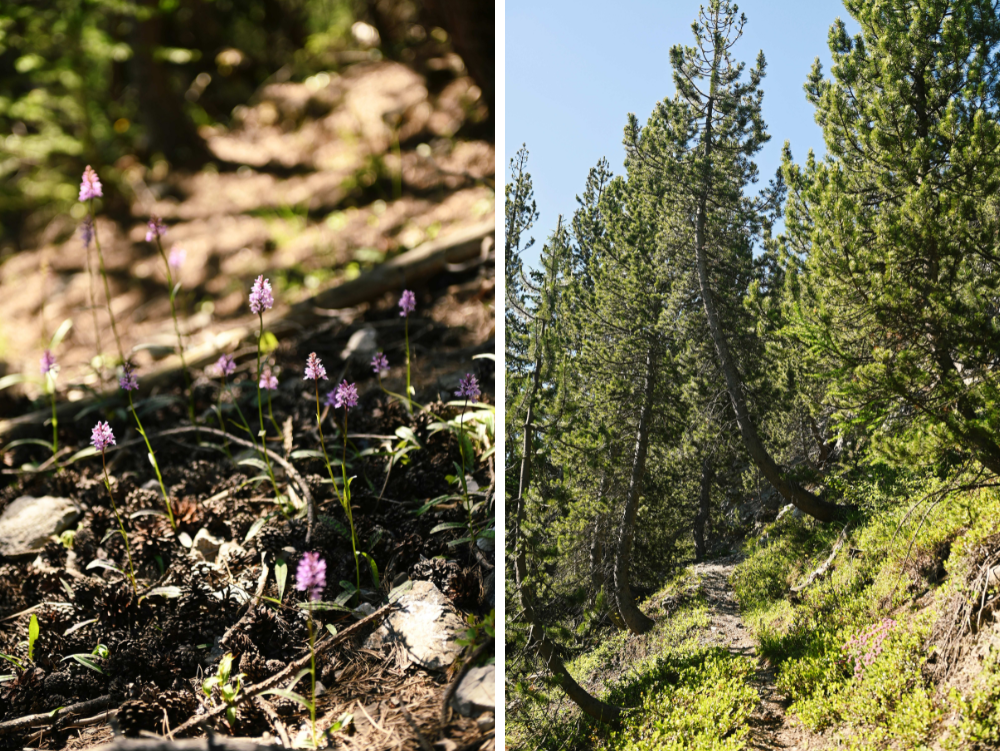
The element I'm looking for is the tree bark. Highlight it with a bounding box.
[130,0,211,167]
[693,74,852,524]
[611,347,657,634]
[693,456,713,561]
[588,517,604,608]
[513,345,623,725]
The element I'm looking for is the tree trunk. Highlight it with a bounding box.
[693,85,852,524]
[513,351,623,725]
[130,0,210,167]
[611,347,657,634]
[693,457,713,561]
[589,516,605,608]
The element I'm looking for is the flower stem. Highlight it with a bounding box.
[267,389,283,440]
[89,199,124,366]
[127,391,175,529]
[314,385,359,597]
[155,236,196,429]
[457,398,476,547]
[308,613,317,747]
[49,386,58,456]
[83,226,104,380]
[216,377,232,459]
[342,411,360,595]
[254,313,281,502]
[102,451,137,594]
[404,316,412,413]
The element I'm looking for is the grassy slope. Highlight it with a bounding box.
[508,466,1000,750]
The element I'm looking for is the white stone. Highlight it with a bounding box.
[0,495,80,558]
[364,580,464,671]
[450,665,495,717]
[192,527,223,563]
[340,326,378,362]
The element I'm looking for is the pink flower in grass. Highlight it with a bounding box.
[399,289,416,317]
[79,166,102,201]
[295,552,327,601]
[91,421,115,452]
[303,352,327,381]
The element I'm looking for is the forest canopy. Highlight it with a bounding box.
[505,1,1000,748]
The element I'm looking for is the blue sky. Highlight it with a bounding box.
[505,0,860,267]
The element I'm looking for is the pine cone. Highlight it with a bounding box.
[97,583,149,631]
[117,699,160,736]
[73,527,97,565]
[43,539,68,567]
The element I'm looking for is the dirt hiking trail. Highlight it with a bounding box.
[690,557,824,751]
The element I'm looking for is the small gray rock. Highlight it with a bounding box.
[192,528,223,563]
[340,326,378,362]
[365,580,464,671]
[0,496,80,558]
[450,664,495,717]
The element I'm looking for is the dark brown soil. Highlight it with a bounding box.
[0,53,495,751]
[0,278,494,749]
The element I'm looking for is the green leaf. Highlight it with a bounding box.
[2,438,55,453]
[430,522,466,534]
[86,559,123,575]
[238,457,269,472]
[447,537,473,547]
[47,705,65,718]
[359,552,379,589]
[325,624,338,636]
[472,353,494,361]
[288,667,312,691]
[0,374,26,392]
[244,516,269,543]
[260,330,279,354]
[387,580,413,602]
[27,615,38,661]
[66,446,99,464]
[49,319,73,350]
[415,495,455,516]
[328,712,353,732]
[145,586,182,599]
[394,426,422,447]
[290,449,326,460]
[63,619,97,637]
[298,600,350,612]
[259,688,312,709]
[275,559,288,602]
[63,654,104,674]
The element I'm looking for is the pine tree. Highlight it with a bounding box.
[627,0,853,522]
[783,0,1000,475]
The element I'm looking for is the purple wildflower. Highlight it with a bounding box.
[215,354,236,378]
[371,352,389,375]
[455,373,480,401]
[259,366,278,390]
[168,246,186,271]
[145,215,167,243]
[91,421,115,452]
[333,380,359,410]
[399,289,416,317]
[295,551,327,601]
[79,165,102,202]
[303,352,327,381]
[249,275,274,315]
[80,217,94,249]
[119,362,139,392]
[41,350,57,376]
